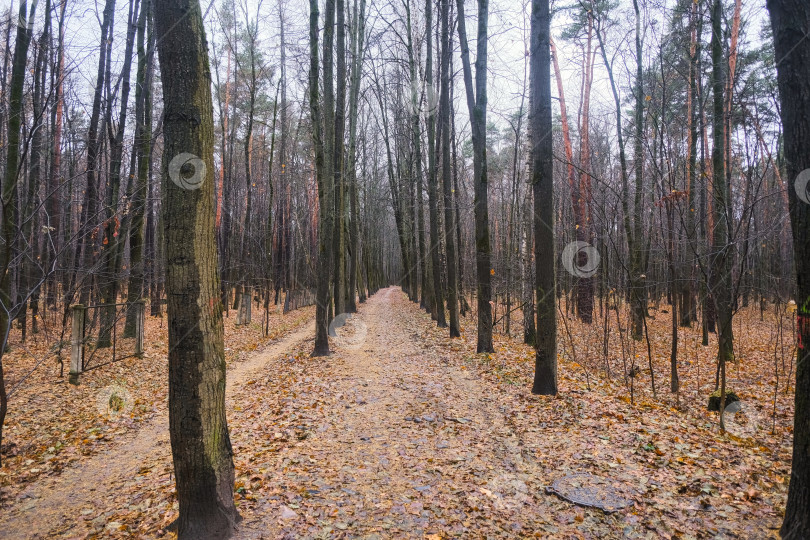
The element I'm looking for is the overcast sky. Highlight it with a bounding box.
[1,0,770,144]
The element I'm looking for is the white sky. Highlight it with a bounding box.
[1,0,772,145]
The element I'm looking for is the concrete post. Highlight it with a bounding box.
[69,304,86,385]
[135,300,145,356]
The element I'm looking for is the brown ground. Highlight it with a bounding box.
[0,287,792,538]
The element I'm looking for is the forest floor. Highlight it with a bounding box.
[0,287,794,539]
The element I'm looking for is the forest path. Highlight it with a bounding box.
[0,287,777,538]
[232,287,547,538]
[0,318,315,539]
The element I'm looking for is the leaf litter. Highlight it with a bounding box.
[0,288,794,538]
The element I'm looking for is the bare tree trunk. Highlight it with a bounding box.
[440,0,460,337]
[98,0,140,348]
[768,2,810,536]
[155,0,239,536]
[710,0,735,430]
[529,0,556,395]
[332,0,347,316]
[347,0,366,313]
[457,0,493,352]
[21,0,50,341]
[74,0,115,308]
[426,0,446,326]
[124,0,153,335]
[312,0,335,356]
[522,192,536,346]
[45,0,67,310]
[574,13,595,324]
[682,0,699,327]
[0,0,37,467]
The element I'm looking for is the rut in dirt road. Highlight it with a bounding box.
[233,287,546,538]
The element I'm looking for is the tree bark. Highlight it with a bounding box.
[426,0,446,326]
[346,0,366,314]
[767,1,810,537]
[98,0,140,348]
[0,0,37,468]
[441,0,460,337]
[710,0,734,430]
[45,0,67,309]
[530,0,556,395]
[124,0,154,335]
[154,1,240,536]
[331,0,347,316]
[456,0,493,352]
[311,0,335,356]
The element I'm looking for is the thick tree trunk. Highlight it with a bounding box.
[45,0,67,310]
[0,0,37,468]
[98,0,139,348]
[457,0,493,352]
[710,0,734,430]
[426,0,446,327]
[529,0,556,395]
[124,0,153,336]
[154,1,239,537]
[682,0,699,328]
[767,1,810,537]
[441,0,460,337]
[332,0,347,316]
[346,0,365,313]
[311,0,334,356]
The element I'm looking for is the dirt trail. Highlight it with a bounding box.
[0,288,789,538]
[233,288,546,538]
[0,322,314,539]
